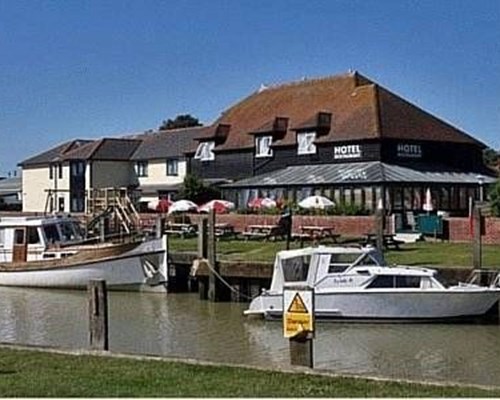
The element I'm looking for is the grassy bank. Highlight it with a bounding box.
[0,347,499,397]
[168,237,500,267]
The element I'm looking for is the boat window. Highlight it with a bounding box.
[59,222,82,242]
[0,229,4,246]
[43,224,61,244]
[14,229,25,245]
[282,256,310,282]
[328,253,360,273]
[367,275,394,288]
[395,276,421,288]
[367,275,421,289]
[27,227,40,245]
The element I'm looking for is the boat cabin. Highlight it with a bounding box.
[0,215,86,263]
[268,245,445,293]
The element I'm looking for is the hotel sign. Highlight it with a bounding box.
[397,143,422,159]
[334,144,362,160]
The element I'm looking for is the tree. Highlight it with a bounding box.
[176,174,220,205]
[159,114,202,131]
[483,147,500,169]
[489,180,500,217]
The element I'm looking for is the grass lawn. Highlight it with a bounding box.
[168,237,500,267]
[0,347,499,397]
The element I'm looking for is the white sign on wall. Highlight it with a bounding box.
[334,145,362,160]
[397,143,422,158]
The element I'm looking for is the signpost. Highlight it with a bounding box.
[283,285,314,368]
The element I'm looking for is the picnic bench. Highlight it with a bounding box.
[241,224,280,240]
[214,223,237,240]
[164,222,198,238]
[298,225,340,242]
[361,233,404,250]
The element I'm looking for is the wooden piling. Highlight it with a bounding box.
[197,217,208,259]
[207,209,219,302]
[289,334,314,368]
[88,280,109,351]
[155,215,164,239]
[473,205,482,269]
[375,207,384,253]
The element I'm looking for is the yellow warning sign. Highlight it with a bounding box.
[283,289,314,338]
[287,293,308,314]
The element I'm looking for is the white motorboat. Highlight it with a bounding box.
[0,215,168,292]
[244,246,500,321]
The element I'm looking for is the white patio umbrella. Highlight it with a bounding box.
[168,199,198,214]
[423,188,433,212]
[298,195,335,209]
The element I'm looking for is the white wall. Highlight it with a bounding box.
[137,158,186,188]
[22,164,71,213]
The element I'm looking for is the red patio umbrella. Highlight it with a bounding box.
[198,199,235,214]
[156,198,172,213]
[247,197,277,209]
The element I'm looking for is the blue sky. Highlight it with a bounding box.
[0,0,499,176]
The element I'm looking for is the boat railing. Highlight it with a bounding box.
[466,269,500,288]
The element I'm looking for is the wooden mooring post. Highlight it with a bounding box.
[375,203,385,253]
[88,280,109,351]
[197,217,208,300]
[207,209,220,302]
[472,205,483,270]
[284,286,314,368]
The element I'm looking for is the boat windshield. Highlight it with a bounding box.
[281,255,311,282]
[58,221,85,242]
[43,221,85,244]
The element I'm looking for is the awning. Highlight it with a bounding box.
[137,183,183,195]
[222,161,497,188]
[0,177,22,196]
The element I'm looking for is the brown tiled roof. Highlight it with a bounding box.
[19,139,94,166]
[376,87,483,146]
[195,71,483,152]
[63,138,141,161]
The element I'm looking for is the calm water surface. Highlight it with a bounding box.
[1,287,500,387]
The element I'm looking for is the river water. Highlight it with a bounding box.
[1,287,500,387]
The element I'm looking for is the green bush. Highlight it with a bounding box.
[489,180,500,217]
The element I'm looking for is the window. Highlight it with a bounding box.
[282,256,311,282]
[43,224,60,244]
[255,136,273,158]
[49,164,54,180]
[297,132,317,155]
[14,229,25,245]
[166,159,178,176]
[367,275,421,289]
[194,141,215,161]
[58,163,63,179]
[135,161,148,177]
[27,227,40,245]
[71,161,85,177]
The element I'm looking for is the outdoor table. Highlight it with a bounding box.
[242,224,279,240]
[164,223,198,238]
[215,223,236,239]
[362,233,402,250]
[300,225,339,241]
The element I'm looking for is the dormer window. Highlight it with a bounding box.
[297,132,317,155]
[194,141,215,161]
[255,136,273,158]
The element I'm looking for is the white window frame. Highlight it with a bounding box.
[194,141,215,161]
[135,160,148,177]
[166,158,179,176]
[255,135,273,158]
[297,132,317,155]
